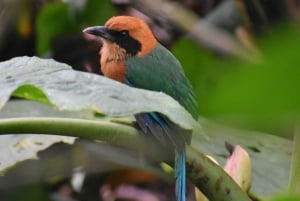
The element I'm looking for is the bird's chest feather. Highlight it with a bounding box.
[100,41,127,82]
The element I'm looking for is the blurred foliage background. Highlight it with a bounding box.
[1,0,300,200]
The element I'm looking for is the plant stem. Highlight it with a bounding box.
[0,117,140,147]
[289,124,300,194]
[187,146,251,201]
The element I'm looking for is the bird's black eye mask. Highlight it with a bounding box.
[108,29,142,56]
[84,26,141,56]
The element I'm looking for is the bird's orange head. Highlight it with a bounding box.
[83,16,158,56]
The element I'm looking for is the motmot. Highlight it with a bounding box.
[83,16,198,201]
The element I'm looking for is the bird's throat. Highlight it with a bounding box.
[100,40,127,82]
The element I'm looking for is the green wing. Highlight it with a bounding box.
[125,43,198,119]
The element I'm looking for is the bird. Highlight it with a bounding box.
[83,16,198,201]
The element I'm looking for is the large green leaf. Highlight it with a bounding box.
[0,56,203,134]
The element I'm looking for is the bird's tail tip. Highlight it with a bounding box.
[175,151,186,201]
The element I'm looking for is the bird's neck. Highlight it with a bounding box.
[100,40,127,82]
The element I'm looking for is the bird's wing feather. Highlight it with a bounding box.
[125,44,198,120]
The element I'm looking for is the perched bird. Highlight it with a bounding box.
[83,16,198,201]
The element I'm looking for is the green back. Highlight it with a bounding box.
[125,43,198,119]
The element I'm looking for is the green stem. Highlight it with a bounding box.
[0,117,140,147]
[187,146,251,201]
[289,124,300,194]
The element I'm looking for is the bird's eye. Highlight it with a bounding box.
[120,30,129,36]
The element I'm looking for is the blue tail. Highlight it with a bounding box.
[175,150,186,201]
[135,112,188,201]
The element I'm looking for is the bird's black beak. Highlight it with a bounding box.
[83,26,115,41]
